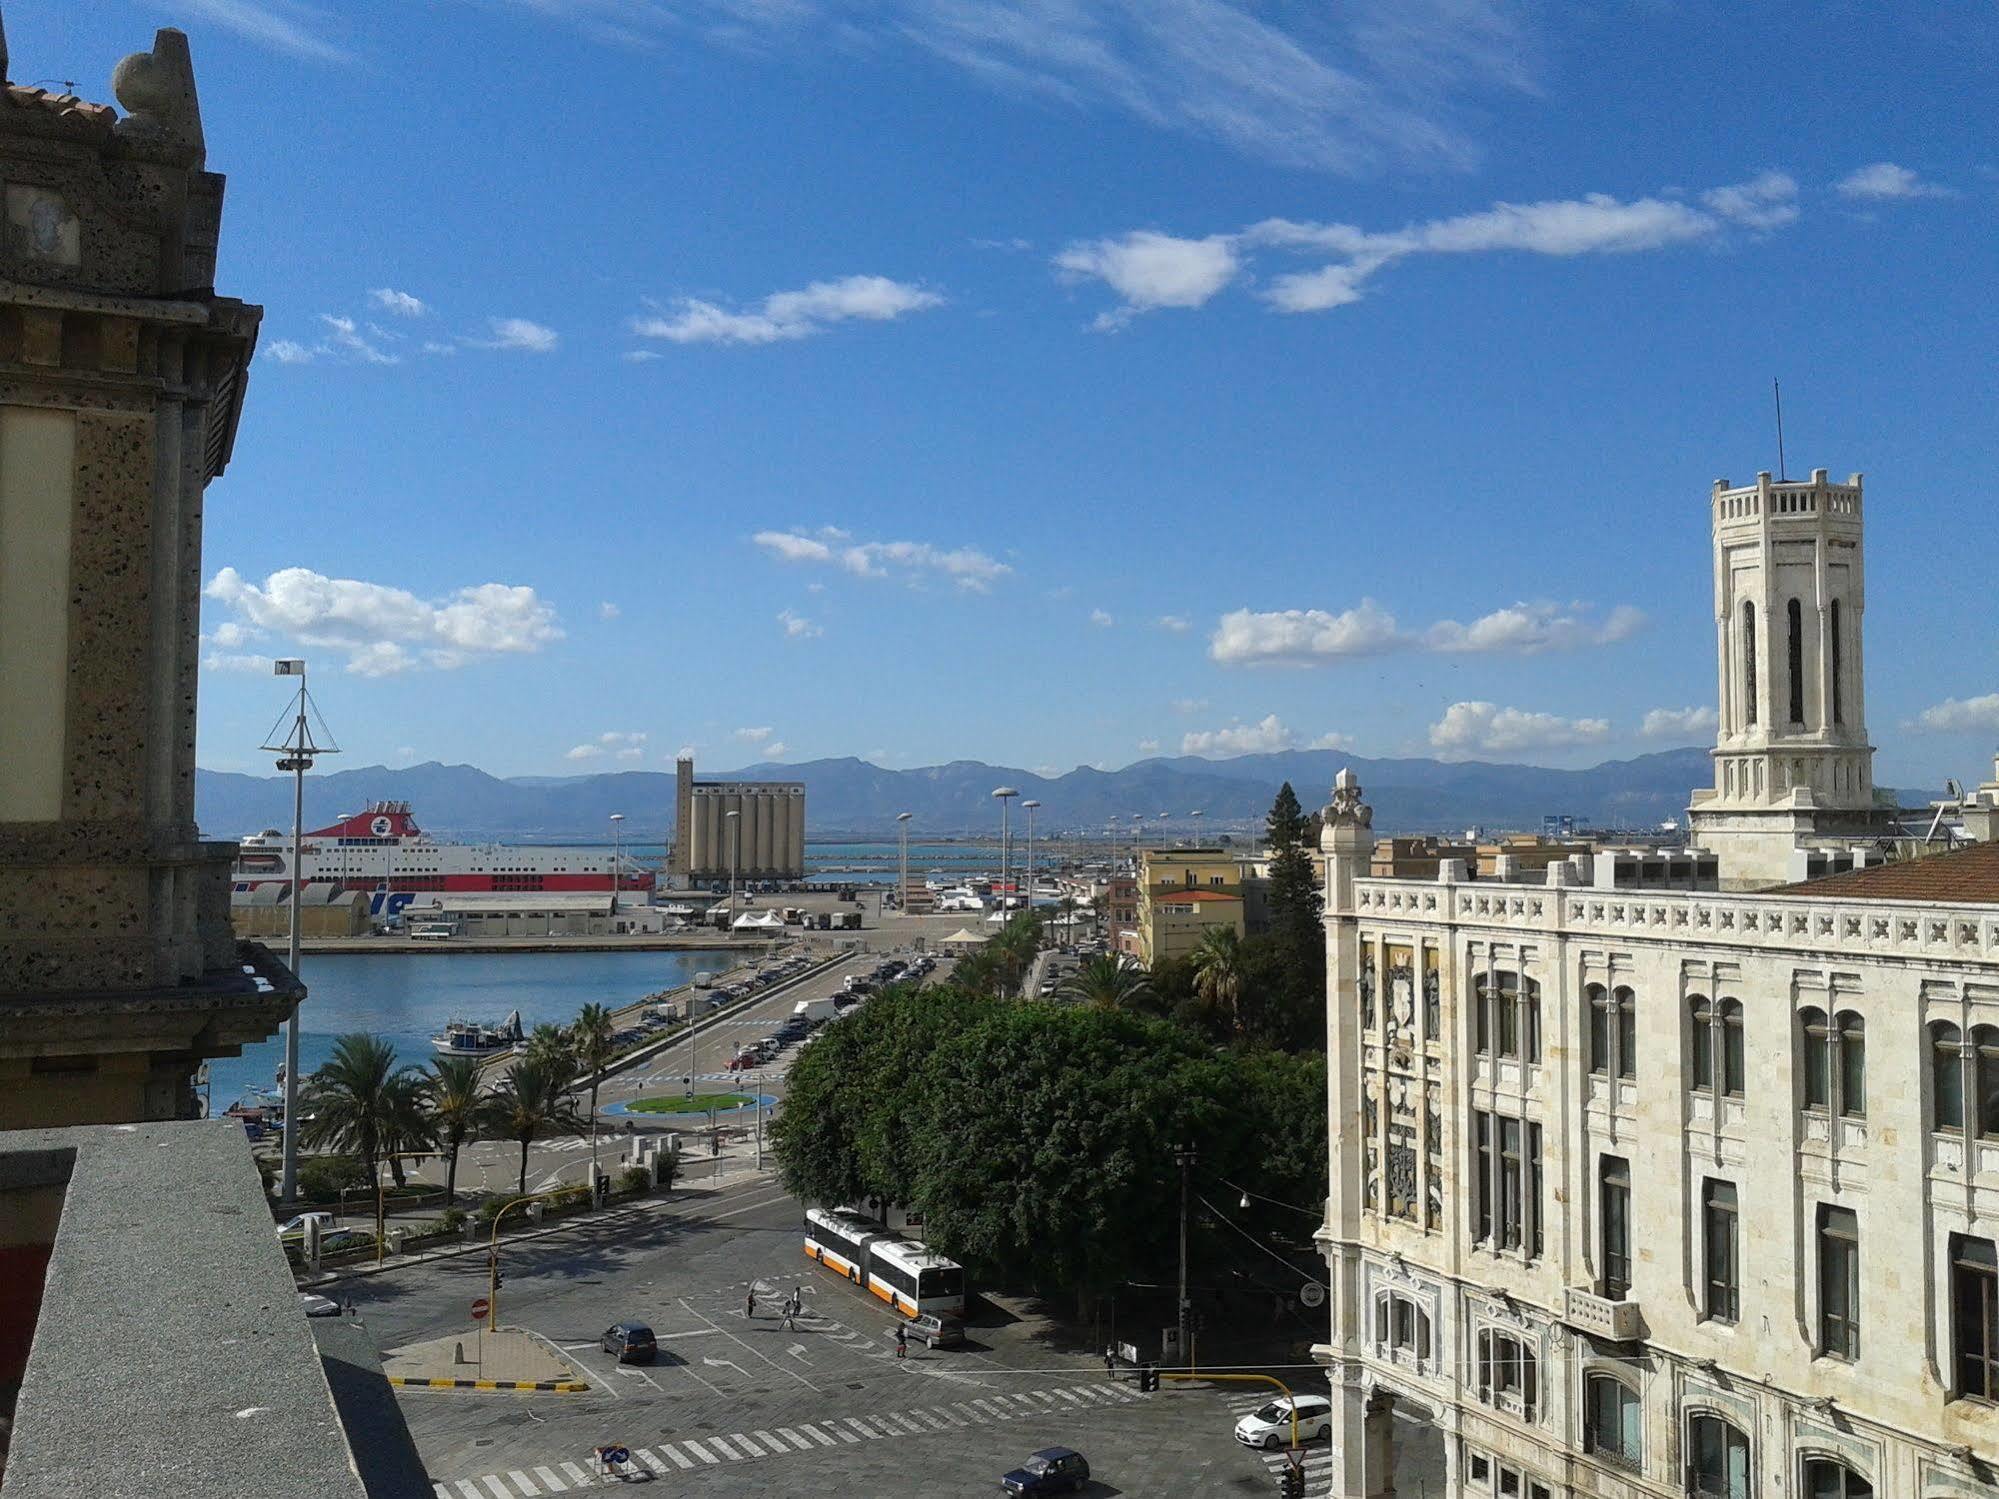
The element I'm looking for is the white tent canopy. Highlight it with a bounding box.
[732,910,785,930]
[939,926,989,949]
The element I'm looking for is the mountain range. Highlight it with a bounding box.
[194,748,1728,843]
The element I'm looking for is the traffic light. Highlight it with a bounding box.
[1279,1463,1305,1498]
[1139,1365,1159,1393]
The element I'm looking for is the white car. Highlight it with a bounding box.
[1234,1394,1333,1449]
[276,1211,334,1240]
[298,1292,342,1318]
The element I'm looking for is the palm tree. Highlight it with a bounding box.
[300,1033,421,1181]
[488,1057,587,1197]
[523,1022,574,1074]
[1058,953,1155,1011]
[1190,925,1246,1036]
[425,1055,490,1204]
[378,1070,437,1188]
[571,1002,618,1175]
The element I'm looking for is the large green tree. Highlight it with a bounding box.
[1058,953,1156,1012]
[301,1034,432,1184]
[425,1054,491,1204]
[488,1057,587,1197]
[1262,781,1327,1043]
[571,1001,618,1169]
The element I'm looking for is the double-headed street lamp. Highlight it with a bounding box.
[992,787,1019,913]
[896,811,912,914]
[608,812,625,917]
[726,808,742,927]
[1022,799,1041,924]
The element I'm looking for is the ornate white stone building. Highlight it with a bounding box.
[1313,470,1999,1499]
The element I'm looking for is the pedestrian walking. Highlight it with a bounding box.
[1103,1348,1116,1380]
[894,1323,908,1360]
[745,1287,757,1319]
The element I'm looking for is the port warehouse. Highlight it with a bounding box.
[396,892,675,937]
[229,882,372,939]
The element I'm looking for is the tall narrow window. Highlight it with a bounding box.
[1787,598,1805,723]
[1802,1460,1872,1499]
[1601,1155,1632,1300]
[1976,1025,1999,1137]
[1500,1118,1523,1251]
[1829,599,1844,725]
[1590,985,1636,1079]
[1527,1122,1544,1260]
[1742,602,1758,726]
[1703,1179,1740,1323]
[1801,1007,1830,1109]
[1933,1021,1965,1132]
[1616,986,1637,1080]
[1688,1415,1750,1499]
[1818,1204,1860,1360]
[1690,995,1715,1091]
[1837,1011,1865,1118]
[1720,1000,1745,1095]
[1584,1374,1641,1470]
[1589,984,1610,1075]
[1952,1234,1999,1403]
[1474,1110,1494,1244]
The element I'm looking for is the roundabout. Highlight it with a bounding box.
[603,1092,774,1118]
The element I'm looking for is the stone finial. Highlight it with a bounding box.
[1324,767,1372,829]
[1,7,10,87]
[112,27,205,164]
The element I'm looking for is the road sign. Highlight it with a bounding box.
[1298,1281,1326,1309]
[470,1297,490,1319]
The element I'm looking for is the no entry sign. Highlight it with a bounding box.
[471,1297,490,1319]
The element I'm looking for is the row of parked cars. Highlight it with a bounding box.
[703,954,814,1010]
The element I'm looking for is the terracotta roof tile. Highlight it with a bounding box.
[2,85,117,138]
[1777,841,1999,905]
[1150,889,1242,903]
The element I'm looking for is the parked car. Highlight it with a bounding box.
[297,1292,342,1318]
[601,1321,657,1364]
[889,1312,964,1349]
[1001,1447,1090,1494]
[1233,1394,1333,1449]
[275,1210,334,1241]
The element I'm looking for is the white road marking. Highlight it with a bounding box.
[480,1478,511,1499]
[710,1434,747,1460]
[731,1432,766,1456]
[659,1444,695,1470]
[787,1342,813,1363]
[800,1423,838,1447]
[680,1438,720,1464]
[634,1449,668,1475]
[678,1297,821,1392]
[506,1470,541,1495]
[775,1427,813,1450]
[433,1486,451,1499]
[752,1429,785,1452]
[532,1467,567,1492]
[454,1482,483,1499]
[557,1462,592,1486]
[844,1417,880,1440]
[653,1328,720,1339]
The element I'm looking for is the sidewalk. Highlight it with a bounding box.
[382,1328,586,1392]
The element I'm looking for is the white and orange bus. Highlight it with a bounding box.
[802,1207,966,1319]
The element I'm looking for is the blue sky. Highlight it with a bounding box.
[24,2,1997,788]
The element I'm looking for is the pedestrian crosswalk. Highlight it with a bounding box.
[430,1380,1146,1495]
[1225,1394,1336,1498]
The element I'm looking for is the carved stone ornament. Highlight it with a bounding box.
[1325,767,1373,828]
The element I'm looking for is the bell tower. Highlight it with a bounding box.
[1690,469,1880,887]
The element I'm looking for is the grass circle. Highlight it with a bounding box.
[626,1093,754,1115]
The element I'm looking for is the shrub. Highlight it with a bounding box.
[440,1206,468,1233]
[297,1155,368,1204]
[618,1165,650,1196]
[477,1198,506,1222]
[552,1185,590,1210]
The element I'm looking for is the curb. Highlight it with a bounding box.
[386,1376,588,1393]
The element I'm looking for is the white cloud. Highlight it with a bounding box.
[633,275,942,346]
[675,744,697,760]
[1138,738,1161,754]
[1423,601,1645,654]
[1171,697,1210,715]
[1053,231,1240,329]
[598,601,621,621]
[504,0,1534,176]
[1700,171,1801,230]
[420,341,458,357]
[203,565,561,675]
[565,743,606,761]
[1209,600,1402,664]
[734,726,775,744]
[752,528,1010,592]
[1914,694,1999,733]
[264,339,316,365]
[1836,162,1954,202]
[778,608,824,639]
[1641,705,1720,740]
[1182,713,1298,756]
[472,317,559,353]
[1156,614,1191,633]
[171,0,349,63]
[583,731,650,762]
[762,741,788,759]
[1211,598,1641,665]
[1308,731,1355,750]
[1428,701,1611,756]
[208,620,257,649]
[368,287,428,318]
[263,314,400,366]
[201,651,273,674]
[1089,608,1115,628]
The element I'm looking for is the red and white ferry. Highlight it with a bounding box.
[231,801,654,919]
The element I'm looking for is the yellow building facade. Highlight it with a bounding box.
[1136,848,1245,965]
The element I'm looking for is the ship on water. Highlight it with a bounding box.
[231,801,654,920]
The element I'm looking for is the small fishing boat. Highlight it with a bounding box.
[431,1009,524,1056]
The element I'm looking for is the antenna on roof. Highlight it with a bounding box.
[1773,378,1788,482]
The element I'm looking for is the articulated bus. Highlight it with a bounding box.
[802,1207,967,1319]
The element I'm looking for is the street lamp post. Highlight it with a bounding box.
[992,787,1019,914]
[1175,1143,1197,1366]
[1022,799,1040,925]
[726,808,741,929]
[262,658,337,1206]
[896,811,912,916]
[608,812,625,918]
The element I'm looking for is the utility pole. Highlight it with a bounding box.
[263,659,337,1206]
[1175,1143,1196,1366]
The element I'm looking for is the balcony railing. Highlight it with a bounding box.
[1564,1286,1643,1341]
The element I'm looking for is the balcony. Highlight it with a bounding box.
[1564,1286,1644,1342]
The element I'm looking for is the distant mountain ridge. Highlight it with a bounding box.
[195,748,1725,843]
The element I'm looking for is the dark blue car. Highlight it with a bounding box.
[1001,1447,1090,1494]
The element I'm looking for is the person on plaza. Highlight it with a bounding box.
[745,1287,757,1319]
[1103,1347,1116,1380]
[894,1322,908,1359]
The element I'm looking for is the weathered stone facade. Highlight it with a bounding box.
[0,22,297,1127]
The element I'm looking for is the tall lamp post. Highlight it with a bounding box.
[262,658,337,1206]
[608,812,625,918]
[726,808,741,929]
[992,787,1019,914]
[1022,799,1041,924]
[896,811,912,916]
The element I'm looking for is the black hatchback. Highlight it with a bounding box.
[601,1321,657,1364]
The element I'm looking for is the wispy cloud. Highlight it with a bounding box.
[1641,705,1719,740]
[632,276,942,347]
[263,314,398,367]
[1429,701,1610,756]
[1914,694,1999,733]
[1210,599,1642,666]
[753,527,1010,592]
[566,731,647,763]
[1156,615,1191,633]
[734,726,776,744]
[469,317,559,353]
[496,0,1536,175]
[1835,162,1955,202]
[1089,608,1115,628]
[1182,713,1300,757]
[168,0,350,64]
[1060,173,1801,325]
[203,566,561,676]
[368,287,428,318]
[598,601,621,621]
[778,608,824,639]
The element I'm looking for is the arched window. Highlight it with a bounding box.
[1787,598,1806,724]
[1591,985,1637,1079]
[1690,997,1746,1098]
[1475,1329,1538,1419]
[1688,1413,1751,1498]
[1374,1292,1432,1362]
[1801,1007,1830,1110]
[1721,1000,1744,1094]
[1829,599,1844,725]
[1976,1025,1999,1138]
[1584,1373,1640,1470]
[1691,995,1715,1090]
[1802,1458,1872,1498]
[1476,971,1540,1063]
[1742,602,1758,727]
[1933,1021,1965,1132]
